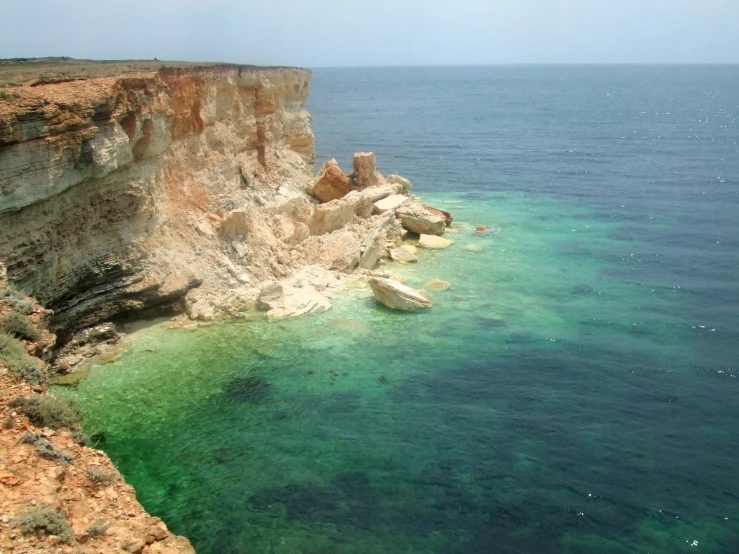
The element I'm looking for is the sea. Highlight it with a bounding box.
[58,66,739,553]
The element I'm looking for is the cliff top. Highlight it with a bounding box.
[0,57,306,87]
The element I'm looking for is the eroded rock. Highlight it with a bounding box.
[369,277,432,311]
[396,203,447,236]
[352,152,380,188]
[312,159,355,202]
[418,234,454,249]
[374,194,410,213]
[390,246,418,263]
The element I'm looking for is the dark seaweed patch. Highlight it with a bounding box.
[224,376,272,403]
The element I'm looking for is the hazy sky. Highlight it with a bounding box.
[2,0,738,66]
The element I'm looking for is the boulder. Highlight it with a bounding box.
[374,194,410,213]
[358,228,385,270]
[386,174,412,192]
[310,191,371,235]
[352,152,380,188]
[362,183,404,202]
[426,278,451,291]
[396,203,447,236]
[312,159,354,202]
[390,246,418,263]
[369,277,432,311]
[418,234,453,249]
[422,204,453,227]
[219,209,249,239]
[266,286,332,320]
[257,282,284,311]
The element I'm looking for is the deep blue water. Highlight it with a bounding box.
[64,66,739,553]
[310,65,739,378]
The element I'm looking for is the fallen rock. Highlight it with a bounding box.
[352,152,380,188]
[422,204,453,227]
[390,246,418,263]
[396,203,447,236]
[374,194,409,213]
[312,159,355,202]
[358,228,385,270]
[426,278,451,291]
[188,298,215,321]
[257,283,284,311]
[418,234,453,249]
[386,174,412,192]
[362,183,405,202]
[369,277,432,311]
[310,191,372,235]
[402,244,418,254]
[266,286,332,320]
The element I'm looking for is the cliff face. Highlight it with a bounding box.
[0,65,314,337]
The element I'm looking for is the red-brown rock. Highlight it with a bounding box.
[312,159,355,202]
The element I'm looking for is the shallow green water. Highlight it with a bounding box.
[58,189,738,553]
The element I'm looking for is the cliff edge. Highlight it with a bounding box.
[0,60,315,338]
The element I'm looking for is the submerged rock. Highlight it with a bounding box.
[476,317,507,329]
[224,376,272,403]
[462,243,483,252]
[265,286,332,320]
[369,277,432,311]
[418,234,453,249]
[390,246,418,264]
[425,278,451,291]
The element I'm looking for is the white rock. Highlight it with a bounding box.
[418,235,453,249]
[369,277,432,311]
[390,246,418,263]
[374,194,410,213]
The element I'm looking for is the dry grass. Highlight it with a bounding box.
[0,57,299,88]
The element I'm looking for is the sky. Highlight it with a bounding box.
[1,0,738,66]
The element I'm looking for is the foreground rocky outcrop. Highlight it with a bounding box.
[0,274,194,554]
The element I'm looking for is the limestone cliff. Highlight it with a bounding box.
[0,63,314,338]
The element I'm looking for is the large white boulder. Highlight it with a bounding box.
[369,277,432,311]
[396,203,447,236]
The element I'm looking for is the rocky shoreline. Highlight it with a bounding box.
[0,60,457,552]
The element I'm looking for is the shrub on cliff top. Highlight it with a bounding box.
[15,506,73,542]
[0,332,43,384]
[85,518,110,539]
[0,310,40,340]
[87,466,118,488]
[10,395,81,430]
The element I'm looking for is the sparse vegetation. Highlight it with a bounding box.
[72,428,88,445]
[87,466,117,488]
[20,432,74,464]
[0,288,33,314]
[0,332,43,384]
[0,310,40,340]
[9,395,81,430]
[85,518,110,539]
[15,506,73,542]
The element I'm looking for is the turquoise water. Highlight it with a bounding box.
[59,67,739,553]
